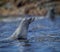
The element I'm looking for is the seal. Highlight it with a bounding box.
[0,17,35,43]
[49,8,55,21]
[46,8,55,21]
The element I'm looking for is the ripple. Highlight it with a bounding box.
[0,17,60,52]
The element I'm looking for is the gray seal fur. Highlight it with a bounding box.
[0,17,35,43]
[46,8,55,21]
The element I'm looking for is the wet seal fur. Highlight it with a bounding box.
[46,8,55,21]
[0,17,35,43]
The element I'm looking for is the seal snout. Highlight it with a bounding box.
[27,17,35,24]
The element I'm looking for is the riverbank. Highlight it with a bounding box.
[0,0,60,16]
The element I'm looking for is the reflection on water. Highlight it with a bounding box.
[0,16,60,52]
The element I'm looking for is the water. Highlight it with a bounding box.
[0,16,60,52]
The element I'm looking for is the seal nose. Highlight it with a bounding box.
[29,17,35,21]
[32,17,35,22]
[26,17,35,23]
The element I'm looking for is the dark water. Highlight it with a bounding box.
[0,16,60,52]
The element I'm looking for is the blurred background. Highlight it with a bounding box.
[0,0,60,52]
[0,0,60,16]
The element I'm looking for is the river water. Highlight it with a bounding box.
[0,16,60,52]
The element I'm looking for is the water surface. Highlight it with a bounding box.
[0,16,60,52]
